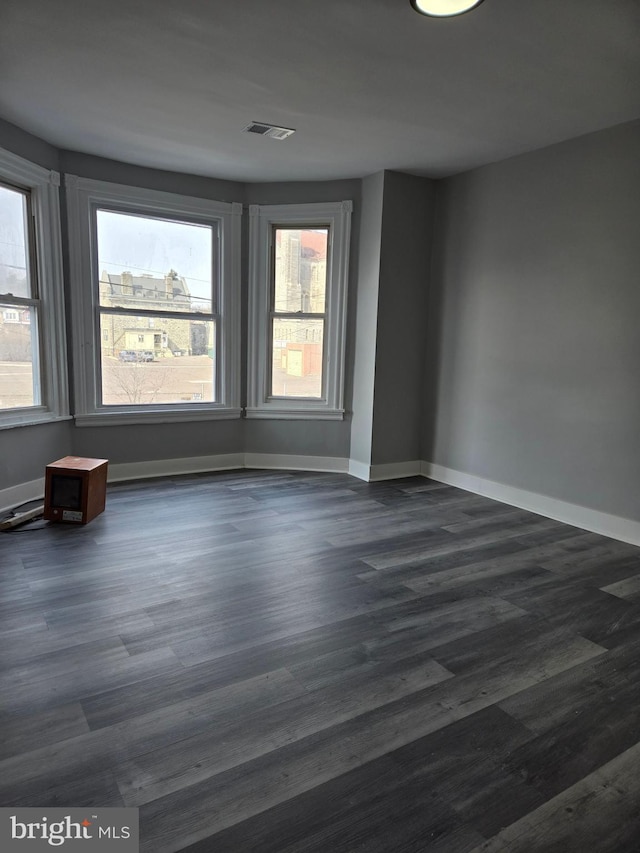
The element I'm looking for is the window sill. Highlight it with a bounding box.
[245,406,345,421]
[74,407,242,427]
[0,412,72,431]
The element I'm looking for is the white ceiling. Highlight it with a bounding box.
[1,0,639,182]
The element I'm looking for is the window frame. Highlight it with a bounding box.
[0,148,68,430]
[247,201,352,420]
[65,176,242,425]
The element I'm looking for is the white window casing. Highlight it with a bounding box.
[247,200,352,420]
[65,176,242,426]
[0,147,68,429]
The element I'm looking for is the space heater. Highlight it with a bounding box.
[44,456,108,524]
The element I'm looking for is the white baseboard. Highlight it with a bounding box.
[422,461,640,547]
[111,453,349,483]
[348,459,371,481]
[348,459,422,482]
[244,453,348,474]
[108,453,245,483]
[1,455,416,512]
[4,456,639,549]
[0,453,348,513]
[370,460,423,482]
[0,477,45,515]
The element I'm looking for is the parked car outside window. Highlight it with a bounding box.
[119,350,138,362]
[118,350,155,362]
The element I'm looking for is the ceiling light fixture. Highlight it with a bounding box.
[411,0,485,17]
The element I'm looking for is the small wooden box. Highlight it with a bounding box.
[44,456,109,524]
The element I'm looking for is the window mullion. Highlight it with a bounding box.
[0,294,39,308]
[271,311,326,320]
[99,305,215,323]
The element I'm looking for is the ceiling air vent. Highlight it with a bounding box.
[243,122,296,140]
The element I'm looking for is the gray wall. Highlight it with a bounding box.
[0,116,60,171]
[424,119,640,521]
[371,171,435,466]
[349,169,436,470]
[349,171,385,467]
[1,421,72,489]
[71,420,245,467]
[59,150,243,203]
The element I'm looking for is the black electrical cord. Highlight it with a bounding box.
[1,497,44,515]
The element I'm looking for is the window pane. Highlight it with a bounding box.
[97,211,214,314]
[100,313,215,405]
[0,184,31,299]
[0,303,36,408]
[274,228,327,314]
[271,318,323,398]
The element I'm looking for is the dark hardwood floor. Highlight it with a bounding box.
[2,469,640,852]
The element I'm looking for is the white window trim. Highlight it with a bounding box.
[65,176,242,426]
[0,148,69,430]
[247,200,352,420]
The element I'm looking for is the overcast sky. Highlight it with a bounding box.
[0,185,29,296]
[97,210,213,301]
